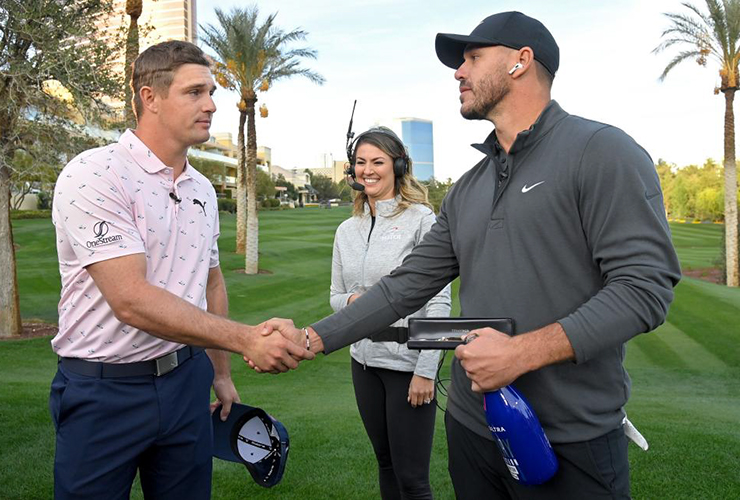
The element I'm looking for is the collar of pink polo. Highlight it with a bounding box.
[119,129,191,176]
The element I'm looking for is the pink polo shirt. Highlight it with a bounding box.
[51,130,221,362]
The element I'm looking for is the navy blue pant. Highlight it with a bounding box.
[49,351,214,500]
[351,359,436,500]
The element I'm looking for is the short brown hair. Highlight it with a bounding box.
[535,60,554,89]
[131,40,211,120]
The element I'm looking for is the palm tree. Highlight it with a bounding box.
[201,6,324,274]
[655,0,740,287]
[124,0,143,128]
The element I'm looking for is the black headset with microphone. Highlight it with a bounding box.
[344,101,410,191]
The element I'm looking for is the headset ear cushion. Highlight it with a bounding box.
[394,158,407,177]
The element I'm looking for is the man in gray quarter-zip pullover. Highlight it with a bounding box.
[268,12,680,499]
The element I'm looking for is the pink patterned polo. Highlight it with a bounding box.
[51,130,221,362]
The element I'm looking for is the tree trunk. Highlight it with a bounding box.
[10,185,30,210]
[723,89,739,287]
[235,110,247,255]
[245,96,259,275]
[124,0,142,128]
[0,165,22,337]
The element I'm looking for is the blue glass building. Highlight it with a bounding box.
[397,118,434,181]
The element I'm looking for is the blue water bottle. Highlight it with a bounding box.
[483,385,558,485]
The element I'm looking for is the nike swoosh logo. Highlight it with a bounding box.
[521,181,545,193]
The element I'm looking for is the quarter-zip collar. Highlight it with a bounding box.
[471,100,569,158]
[362,195,401,217]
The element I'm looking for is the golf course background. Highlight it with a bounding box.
[1,208,738,499]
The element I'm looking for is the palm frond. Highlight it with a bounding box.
[200,4,324,95]
[655,0,740,85]
[724,0,740,41]
[684,1,717,32]
[705,0,732,61]
[658,49,703,80]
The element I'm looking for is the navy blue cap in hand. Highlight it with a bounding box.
[212,403,290,488]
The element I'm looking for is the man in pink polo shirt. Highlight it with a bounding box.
[49,41,313,499]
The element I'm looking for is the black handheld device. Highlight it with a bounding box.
[407,317,514,350]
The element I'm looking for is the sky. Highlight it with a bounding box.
[196,0,724,182]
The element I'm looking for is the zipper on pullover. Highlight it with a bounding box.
[360,215,376,290]
[493,155,511,209]
[356,213,377,370]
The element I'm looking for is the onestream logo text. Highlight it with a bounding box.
[86,221,123,248]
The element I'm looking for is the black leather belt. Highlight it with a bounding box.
[59,346,204,378]
[369,327,409,343]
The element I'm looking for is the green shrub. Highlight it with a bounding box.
[37,191,52,210]
[260,198,280,209]
[10,209,52,219]
[218,198,236,213]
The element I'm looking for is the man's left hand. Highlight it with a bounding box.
[210,376,240,421]
[454,327,526,393]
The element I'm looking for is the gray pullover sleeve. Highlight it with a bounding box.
[413,211,450,378]
[557,126,681,363]
[420,212,453,320]
[314,199,460,353]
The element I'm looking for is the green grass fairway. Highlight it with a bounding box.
[2,214,738,499]
[669,222,723,270]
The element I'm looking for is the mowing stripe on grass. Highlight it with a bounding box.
[650,322,730,373]
[629,329,691,370]
[624,337,652,369]
[666,278,740,368]
[678,274,740,308]
[669,222,722,270]
[230,289,333,326]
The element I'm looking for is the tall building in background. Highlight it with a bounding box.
[392,118,434,181]
[99,0,197,84]
[142,0,197,43]
[109,0,197,45]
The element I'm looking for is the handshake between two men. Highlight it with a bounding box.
[244,316,549,398]
[245,319,323,374]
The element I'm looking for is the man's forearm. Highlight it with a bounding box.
[515,322,575,373]
[456,322,576,393]
[86,254,312,372]
[117,282,257,356]
[206,267,232,377]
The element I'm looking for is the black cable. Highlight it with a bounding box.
[434,350,451,413]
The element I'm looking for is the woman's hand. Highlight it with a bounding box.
[348,286,365,305]
[407,375,435,408]
[348,293,361,304]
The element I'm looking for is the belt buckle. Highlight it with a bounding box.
[155,351,179,376]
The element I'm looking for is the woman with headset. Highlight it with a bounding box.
[330,127,451,500]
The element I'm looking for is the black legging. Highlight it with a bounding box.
[351,358,436,500]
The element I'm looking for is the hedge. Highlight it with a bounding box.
[10,210,52,220]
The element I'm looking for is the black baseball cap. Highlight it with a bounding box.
[435,11,559,76]
[212,403,290,488]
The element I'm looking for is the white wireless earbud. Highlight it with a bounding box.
[508,63,523,75]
